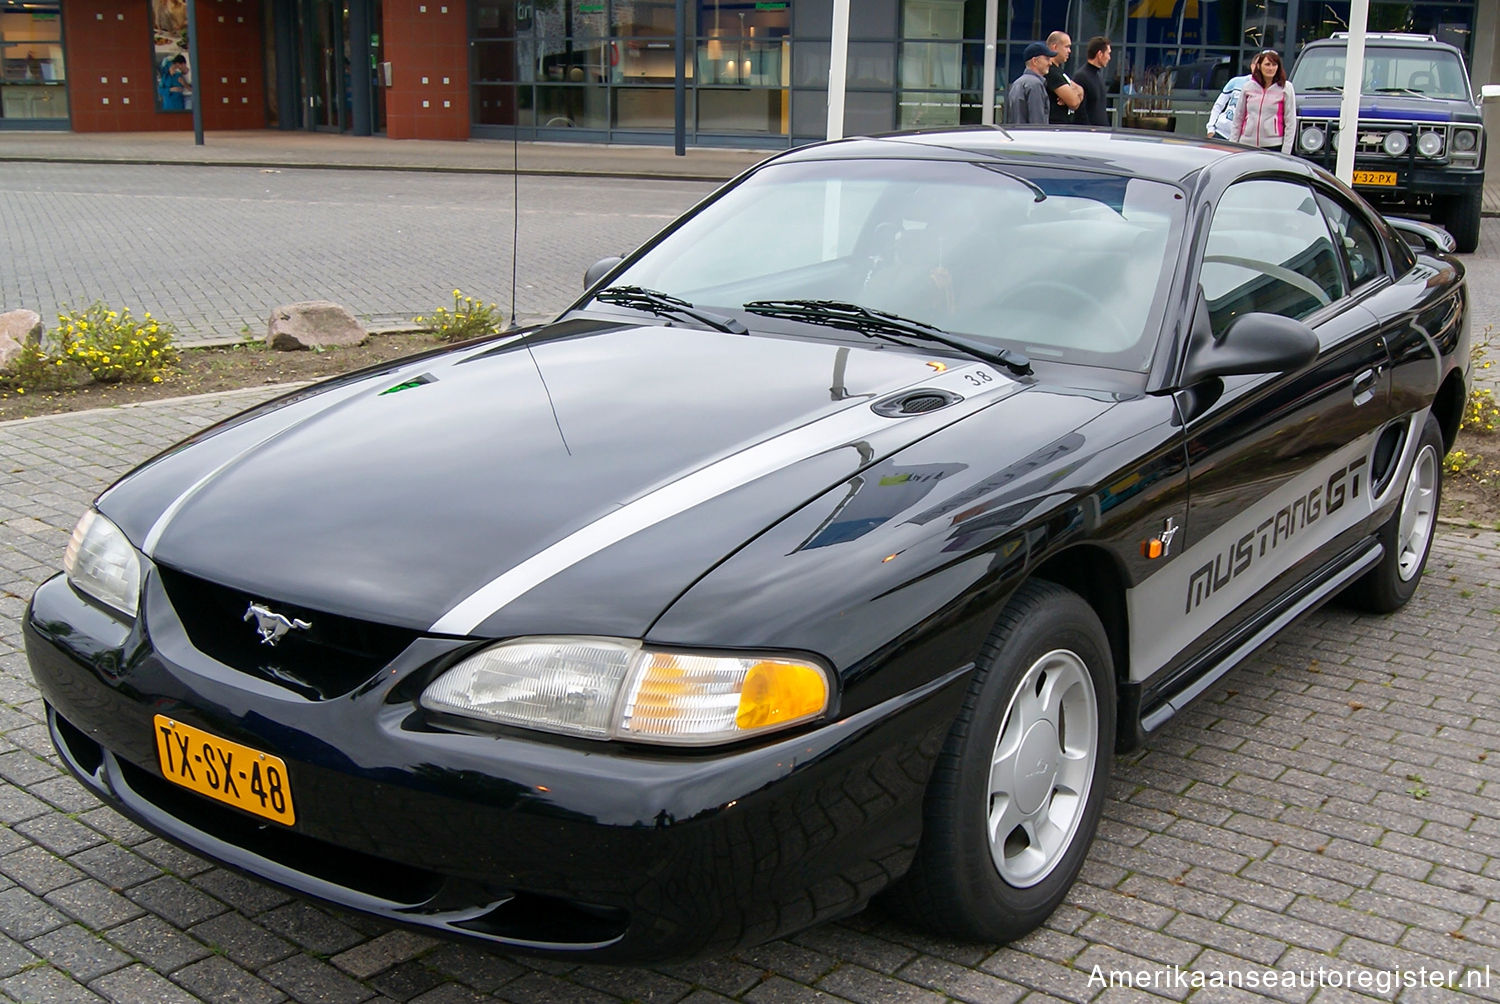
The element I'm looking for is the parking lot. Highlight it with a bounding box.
[0,154,1497,1003]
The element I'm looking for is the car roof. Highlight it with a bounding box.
[1303,33,1462,53]
[772,127,1245,187]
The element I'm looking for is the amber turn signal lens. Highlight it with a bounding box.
[735,660,830,731]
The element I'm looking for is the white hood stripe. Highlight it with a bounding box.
[430,364,1014,635]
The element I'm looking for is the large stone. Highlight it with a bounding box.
[0,309,44,373]
[266,301,367,351]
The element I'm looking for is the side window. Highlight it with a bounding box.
[1200,179,1347,336]
[1315,191,1386,288]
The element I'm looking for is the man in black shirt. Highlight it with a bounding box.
[1044,31,1084,125]
[1075,36,1111,127]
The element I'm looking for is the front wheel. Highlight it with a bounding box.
[1437,188,1481,254]
[1346,413,1443,613]
[886,580,1114,943]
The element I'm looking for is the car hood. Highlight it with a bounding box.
[102,318,1027,636]
[1296,93,1478,122]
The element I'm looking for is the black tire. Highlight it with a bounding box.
[885,579,1115,943]
[1346,413,1444,613]
[1438,188,1481,254]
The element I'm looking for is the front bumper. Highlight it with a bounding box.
[25,571,968,962]
[1295,148,1483,199]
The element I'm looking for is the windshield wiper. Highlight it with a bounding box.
[593,286,747,334]
[742,299,1032,376]
[1373,87,1435,98]
[1301,84,1342,92]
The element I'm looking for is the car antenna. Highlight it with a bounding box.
[508,89,572,456]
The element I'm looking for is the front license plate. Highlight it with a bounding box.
[1352,170,1397,187]
[153,715,296,825]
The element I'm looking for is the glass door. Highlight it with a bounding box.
[299,0,346,130]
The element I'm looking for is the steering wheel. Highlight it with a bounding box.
[992,281,1135,350]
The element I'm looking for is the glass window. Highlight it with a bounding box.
[534,83,608,129]
[615,86,686,129]
[472,39,518,83]
[698,87,785,133]
[1201,180,1347,336]
[618,0,675,36]
[472,82,518,125]
[608,158,1185,371]
[2,4,67,121]
[1298,3,1477,64]
[1315,191,1386,288]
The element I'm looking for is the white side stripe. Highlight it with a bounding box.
[430,364,1014,635]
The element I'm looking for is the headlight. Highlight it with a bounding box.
[1453,128,1478,154]
[1299,126,1325,152]
[63,510,141,618]
[1383,130,1409,156]
[421,637,831,745]
[1417,131,1444,157]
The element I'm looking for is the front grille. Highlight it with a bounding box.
[156,565,420,699]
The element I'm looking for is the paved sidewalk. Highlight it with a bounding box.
[2,388,1499,1002]
[0,130,769,182]
[5,127,1500,213]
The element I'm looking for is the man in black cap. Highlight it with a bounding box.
[1004,42,1056,125]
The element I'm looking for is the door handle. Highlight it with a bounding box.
[1352,367,1379,407]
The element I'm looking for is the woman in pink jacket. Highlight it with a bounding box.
[1232,49,1296,154]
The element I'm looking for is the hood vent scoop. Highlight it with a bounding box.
[872,388,963,418]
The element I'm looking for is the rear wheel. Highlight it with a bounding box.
[887,580,1114,943]
[1346,413,1443,613]
[1437,188,1481,253]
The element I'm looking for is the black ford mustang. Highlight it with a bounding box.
[26,128,1470,963]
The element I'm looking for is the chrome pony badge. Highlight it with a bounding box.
[244,602,311,646]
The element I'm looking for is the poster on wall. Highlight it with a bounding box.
[151,0,193,111]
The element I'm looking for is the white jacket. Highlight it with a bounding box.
[1233,79,1296,154]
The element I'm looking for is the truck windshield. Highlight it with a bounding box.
[1293,45,1471,101]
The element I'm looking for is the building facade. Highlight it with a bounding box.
[2,0,1495,145]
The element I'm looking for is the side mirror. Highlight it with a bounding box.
[1385,215,1456,254]
[1181,311,1319,385]
[584,256,624,291]
[1480,84,1500,101]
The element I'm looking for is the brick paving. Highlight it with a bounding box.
[0,162,714,344]
[0,148,1498,1001]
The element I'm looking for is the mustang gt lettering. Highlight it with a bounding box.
[26,128,1469,962]
[1184,456,1368,614]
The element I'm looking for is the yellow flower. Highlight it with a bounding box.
[152,376,162,383]
[452,289,461,297]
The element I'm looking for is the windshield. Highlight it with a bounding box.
[1293,45,1472,100]
[605,158,1184,372]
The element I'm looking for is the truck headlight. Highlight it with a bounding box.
[421,637,831,745]
[1299,126,1325,153]
[1383,131,1409,156]
[1416,131,1444,157]
[1453,128,1478,154]
[63,510,141,618]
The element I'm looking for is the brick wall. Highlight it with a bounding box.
[63,0,266,132]
[381,0,470,140]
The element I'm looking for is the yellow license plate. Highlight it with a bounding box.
[1352,170,1397,187]
[154,715,296,825]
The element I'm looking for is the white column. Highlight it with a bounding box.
[827,0,851,140]
[1334,0,1370,185]
[981,0,999,125]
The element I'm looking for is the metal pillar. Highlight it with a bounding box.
[1334,0,1370,185]
[826,0,849,140]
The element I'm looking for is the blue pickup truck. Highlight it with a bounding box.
[1290,33,1486,252]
